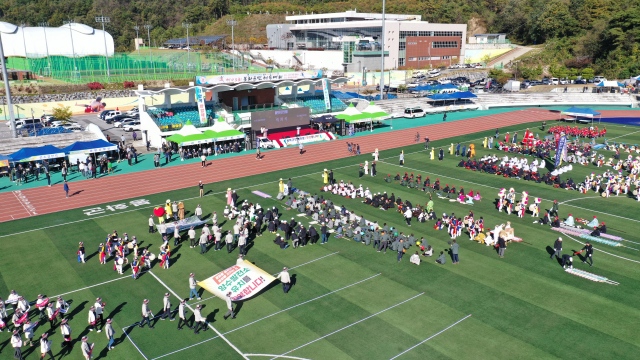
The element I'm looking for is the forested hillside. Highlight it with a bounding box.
[2,0,640,78]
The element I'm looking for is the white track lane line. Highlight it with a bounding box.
[148,273,382,360]
[388,314,472,360]
[270,293,424,360]
[149,270,250,360]
[246,355,311,360]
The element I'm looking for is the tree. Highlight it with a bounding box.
[582,67,595,79]
[52,106,72,124]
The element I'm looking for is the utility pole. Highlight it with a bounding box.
[38,22,51,75]
[182,22,192,72]
[133,26,141,57]
[144,24,155,74]
[0,34,17,137]
[63,20,78,78]
[226,18,237,72]
[379,0,386,101]
[95,13,111,78]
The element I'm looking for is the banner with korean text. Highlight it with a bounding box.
[195,86,207,125]
[198,260,276,301]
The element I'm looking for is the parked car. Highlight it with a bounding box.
[559,78,568,85]
[15,118,42,129]
[257,136,276,149]
[121,121,141,132]
[574,79,587,84]
[103,110,123,121]
[63,124,84,132]
[126,107,139,115]
[19,123,44,131]
[594,76,607,84]
[550,78,559,85]
[51,121,78,128]
[112,117,138,127]
[403,107,425,119]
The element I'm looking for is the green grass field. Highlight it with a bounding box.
[1,121,640,360]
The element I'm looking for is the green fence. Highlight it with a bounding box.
[7,50,285,84]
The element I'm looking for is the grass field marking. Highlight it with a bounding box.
[563,233,640,265]
[123,326,150,360]
[148,273,382,360]
[245,355,311,360]
[270,292,425,360]
[605,129,640,140]
[558,196,606,205]
[51,274,131,298]
[272,251,340,275]
[388,314,472,360]
[148,270,251,360]
[377,160,640,224]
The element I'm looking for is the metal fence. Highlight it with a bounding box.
[7,50,284,83]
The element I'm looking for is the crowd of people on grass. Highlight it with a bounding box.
[547,125,606,138]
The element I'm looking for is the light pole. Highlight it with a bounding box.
[144,24,155,74]
[63,20,78,78]
[38,22,51,76]
[0,34,17,137]
[182,22,192,72]
[379,0,386,101]
[95,14,111,78]
[226,18,237,72]
[133,26,141,75]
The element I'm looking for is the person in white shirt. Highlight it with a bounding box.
[195,204,203,219]
[40,333,53,359]
[161,293,174,321]
[23,319,35,346]
[93,298,104,333]
[238,231,247,256]
[276,267,291,293]
[223,292,235,320]
[149,215,155,234]
[139,299,154,329]
[193,305,207,334]
[199,233,209,254]
[88,306,97,332]
[187,226,196,248]
[60,318,72,347]
[225,232,234,253]
[211,212,218,225]
[35,294,47,320]
[11,329,23,360]
[410,251,421,265]
[81,336,93,360]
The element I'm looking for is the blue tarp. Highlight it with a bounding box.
[427,91,478,100]
[562,107,601,117]
[412,84,459,92]
[29,127,72,136]
[8,145,65,162]
[0,154,11,162]
[61,139,117,153]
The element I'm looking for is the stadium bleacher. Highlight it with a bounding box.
[281,94,348,114]
[148,104,219,130]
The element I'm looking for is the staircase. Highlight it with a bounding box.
[473,92,635,108]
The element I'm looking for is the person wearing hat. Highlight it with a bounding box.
[139,299,154,329]
[161,293,175,321]
[60,318,72,347]
[550,199,559,217]
[276,267,291,293]
[188,274,201,300]
[81,336,94,359]
[551,237,563,260]
[148,215,155,234]
[88,306,97,332]
[199,231,209,255]
[46,303,56,329]
[192,304,207,334]
[188,226,197,248]
[11,329,24,360]
[223,292,236,320]
[104,318,116,350]
[577,242,594,267]
[16,296,30,316]
[93,298,104,332]
[177,299,193,331]
[23,318,35,346]
[56,297,69,320]
[78,242,86,263]
[40,333,54,359]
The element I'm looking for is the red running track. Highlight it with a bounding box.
[0,108,626,223]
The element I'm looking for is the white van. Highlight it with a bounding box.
[404,107,425,119]
[550,78,559,85]
[594,76,607,84]
[257,136,276,149]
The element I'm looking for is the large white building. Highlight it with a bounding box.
[0,21,114,58]
[266,10,467,72]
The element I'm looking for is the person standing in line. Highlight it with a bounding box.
[226,230,234,253]
[199,181,204,198]
[40,333,54,359]
[238,231,247,256]
[94,298,104,332]
[189,274,201,300]
[498,236,506,258]
[88,306,97,332]
[276,267,291,293]
[550,237,563,260]
[177,299,194,330]
[105,319,115,350]
[81,336,93,360]
[139,299,154,329]
[60,319,72,347]
[11,329,23,360]
[148,215,155,234]
[188,227,196,248]
[193,305,207,334]
[451,240,459,264]
[161,293,174,321]
[223,292,236,320]
[23,319,35,346]
[64,181,69,198]
[199,232,208,254]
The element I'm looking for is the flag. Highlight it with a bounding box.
[197,260,276,301]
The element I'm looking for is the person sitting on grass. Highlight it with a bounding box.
[410,251,421,265]
[435,251,446,264]
[422,245,433,257]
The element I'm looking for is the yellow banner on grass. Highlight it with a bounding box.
[198,260,276,301]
